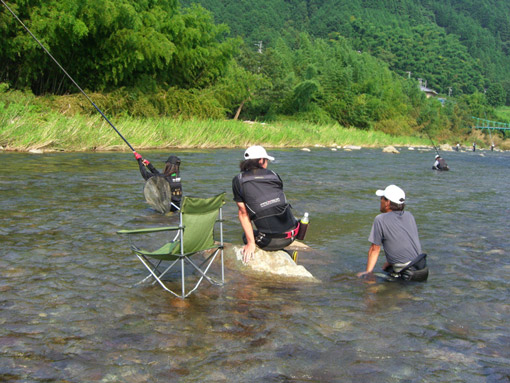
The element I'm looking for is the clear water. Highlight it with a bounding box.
[1,148,509,382]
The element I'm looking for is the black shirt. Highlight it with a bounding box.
[232,168,296,234]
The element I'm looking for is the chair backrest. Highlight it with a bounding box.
[180,193,225,254]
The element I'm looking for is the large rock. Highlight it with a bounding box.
[383,145,399,154]
[227,245,319,282]
[344,145,361,150]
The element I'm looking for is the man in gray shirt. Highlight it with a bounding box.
[357,185,428,281]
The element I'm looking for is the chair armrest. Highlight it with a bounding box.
[117,226,181,235]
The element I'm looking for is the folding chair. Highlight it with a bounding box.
[117,193,225,298]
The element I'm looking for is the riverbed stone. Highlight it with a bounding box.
[383,145,399,153]
[227,245,319,282]
[439,144,453,151]
[344,145,361,150]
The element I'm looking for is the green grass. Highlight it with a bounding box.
[0,90,433,151]
[494,106,510,122]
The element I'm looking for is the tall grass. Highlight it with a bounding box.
[0,91,432,151]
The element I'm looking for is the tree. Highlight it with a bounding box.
[0,0,239,93]
[486,83,506,107]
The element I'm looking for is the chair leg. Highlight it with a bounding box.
[181,257,185,299]
[134,259,162,286]
[220,248,224,283]
[134,254,182,298]
[133,248,223,299]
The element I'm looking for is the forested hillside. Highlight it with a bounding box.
[182,0,510,102]
[1,0,507,141]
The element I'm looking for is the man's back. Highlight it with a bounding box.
[369,210,422,264]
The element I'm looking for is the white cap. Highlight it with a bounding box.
[376,185,405,204]
[435,154,440,159]
[244,145,275,161]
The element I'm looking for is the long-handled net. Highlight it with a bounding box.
[143,176,176,214]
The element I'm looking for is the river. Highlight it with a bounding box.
[1,147,509,382]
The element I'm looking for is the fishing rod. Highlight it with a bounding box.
[1,0,135,152]
[425,131,441,157]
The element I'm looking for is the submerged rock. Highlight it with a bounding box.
[383,146,399,154]
[344,145,361,150]
[227,246,319,282]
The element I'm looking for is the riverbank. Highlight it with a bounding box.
[0,102,438,152]
[2,88,491,152]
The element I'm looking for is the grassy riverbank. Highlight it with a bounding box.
[0,89,459,152]
[0,96,434,152]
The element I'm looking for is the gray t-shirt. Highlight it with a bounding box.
[368,210,422,264]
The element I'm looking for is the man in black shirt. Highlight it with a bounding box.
[232,146,298,263]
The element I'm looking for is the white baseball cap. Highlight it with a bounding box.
[244,145,275,161]
[435,154,440,159]
[376,184,405,204]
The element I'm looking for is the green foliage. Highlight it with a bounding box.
[3,0,508,143]
[183,0,510,100]
[0,88,432,150]
[486,84,506,107]
[0,0,238,93]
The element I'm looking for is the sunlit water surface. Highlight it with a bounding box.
[1,148,509,382]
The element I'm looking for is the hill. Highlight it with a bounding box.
[181,0,510,101]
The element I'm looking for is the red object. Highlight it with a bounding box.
[142,159,150,166]
[296,220,308,240]
[134,151,142,160]
[285,222,300,239]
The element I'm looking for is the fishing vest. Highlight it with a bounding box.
[165,174,182,204]
[438,158,448,169]
[238,169,288,222]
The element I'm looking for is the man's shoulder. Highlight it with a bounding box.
[375,210,413,222]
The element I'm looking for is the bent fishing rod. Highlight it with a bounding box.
[1,0,135,152]
[425,131,441,157]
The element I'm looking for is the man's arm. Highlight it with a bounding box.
[357,243,381,277]
[236,202,256,263]
[137,158,159,180]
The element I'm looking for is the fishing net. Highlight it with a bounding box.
[143,176,174,214]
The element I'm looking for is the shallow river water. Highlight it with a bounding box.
[1,147,509,382]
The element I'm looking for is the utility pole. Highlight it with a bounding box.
[255,41,263,54]
[406,71,411,79]
[448,87,452,97]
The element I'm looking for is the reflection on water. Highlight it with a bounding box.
[1,148,509,382]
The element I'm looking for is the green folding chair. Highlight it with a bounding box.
[117,193,225,298]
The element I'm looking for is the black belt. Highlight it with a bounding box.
[262,223,300,239]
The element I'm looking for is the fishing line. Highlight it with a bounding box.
[1,0,135,152]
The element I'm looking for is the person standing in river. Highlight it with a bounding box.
[134,152,183,211]
[232,146,299,263]
[432,154,449,171]
[357,185,428,282]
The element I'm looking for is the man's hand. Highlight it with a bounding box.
[133,151,142,160]
[142,159,150,166]
[357,271,376,283]
[242,242,256,263]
